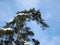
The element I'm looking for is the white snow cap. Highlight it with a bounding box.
[17,13,25,15]
[17,13,32,16]
[8,18,14,23]
[1,28,13,31]
[9,19,13,22]
[24,41,30,45]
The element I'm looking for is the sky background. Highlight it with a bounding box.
[0,0,60,45]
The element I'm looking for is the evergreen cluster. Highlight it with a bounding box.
[0,8,49,45]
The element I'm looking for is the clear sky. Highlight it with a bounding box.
[0,0,60,45]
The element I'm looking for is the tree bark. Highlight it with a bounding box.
[14,29,20,45]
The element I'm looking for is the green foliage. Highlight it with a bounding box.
[0,8,49,45]
[0,30,4,37]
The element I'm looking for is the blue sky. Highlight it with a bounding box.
[0,0,60,45]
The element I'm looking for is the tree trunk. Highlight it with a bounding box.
[14,29,20,45]
[14,24,23,45]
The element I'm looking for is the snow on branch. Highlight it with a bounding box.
[24,41,30,45]
[0,28,13,31]
[16,12,32,16]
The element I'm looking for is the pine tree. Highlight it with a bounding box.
[0,8,49,45]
